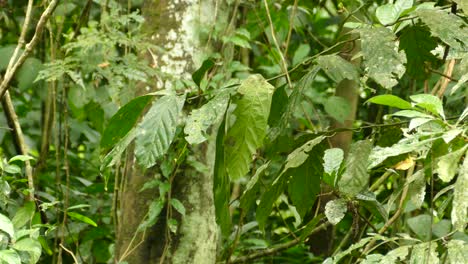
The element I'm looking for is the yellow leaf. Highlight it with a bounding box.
[395,156,415,170]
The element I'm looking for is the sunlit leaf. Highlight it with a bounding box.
[0,213,14,238]
[415,9,468,51]
[12,237,42,264]
[409,242,439,263]
[359,27,406,89]
[225,75,274,179]
[338,140,372,196]
[67,212,98,227]
[452,150,468,231]
[436,145,467,182]
[447,240,468,264]
[135,95,185,168]
[100,95,154,151]
[0,250,21,264]
[185,93,229,144]
[325,199,347,225]
[12,202,35,229]
[366,95,412,109]
[316,54,359,83]
[410,94,445,119]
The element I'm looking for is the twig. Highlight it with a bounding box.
[59,244,79,264]
[228,222,330,263]
[0,0,60,100]
[283,0,299,58]
[263,0,292,89]
[428,67,458,83]
[1,91,34,201]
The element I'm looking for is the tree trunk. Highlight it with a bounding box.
[116,1,221,263]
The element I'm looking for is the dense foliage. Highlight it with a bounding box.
[0,0,467,263]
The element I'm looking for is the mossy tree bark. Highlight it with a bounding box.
[116,1,223,263]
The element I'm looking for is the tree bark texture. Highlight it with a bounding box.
[116,1,221,263]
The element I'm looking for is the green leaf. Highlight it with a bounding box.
[338,140,372,197]
[410,94,445,119]
[415,9,468,51]
[447,240,468,264]
[138,199,164,231]
[366,95,412,109]
[407,170,426,209]
[316,54,359,83]
[67,212,98,227]
[323,148,344,186]
[170,199,186,216]
[292,44,310,66]
[192,58,215,87]
[101,128,137,169]
[324,96,352,124]
[409,242,439,263]
[392,110,433,119]
[257,136,325,229]
[135,95,185,168]
[0,250,21,264]
[225,75,274,179]
[325,199,347,225]
[376,4,399,25]
[184,93,229,144]
[0,213,14,238]
[268,84,288,127]
[8,155,35,163]
[376,0,413,25]
[358,27,406,89]
[239,162,269,212]
[380,246,410,263]
[284,136,326,170]
[269,67,320,140]
[407,214,432,241]
[436,145,467,182]
[287,150,323,219]
[167,218,178,233]
[0,45,19,71]
[15,58,43,91]
[369,137,437,169]
[213,118,231,236]
[399,25,439,80]
[12,237,42,264]
[12,202,35,229]
[100,95,154,151]
[452,150,468,231]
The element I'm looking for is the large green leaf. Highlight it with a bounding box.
[410,94,445,119]
[409,242,439,263]
[12,202,35,229]
[436,145,467,182]
[452,150,468,231]
[100,95,154,151]
[359,27,406,89]
[12,237,42,264]
[375,0,413,25]
[239,162,269,212]
[366,95,412,109]
[0,213,14,238]
[407,214,432,241]
[184,93,229,145]
[135,95,185,168]
[399,25,439,80]
[323,148,344,186]
[316,54,359,83]
[213,118,231,236]
[0,250,21,264]
[447,240,468,263]
[325,198,347,225]
[225,75,274,179]
[269,67,320,140]
[287,149,323,219]
[338,140,372,197]
[256,136,325,229]
[415,9,468,51]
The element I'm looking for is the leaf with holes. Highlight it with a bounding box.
[325,198,347,225]
[338,140,372,197]
[135,95,185,168]
[359,27,406,89]
[225,75,274,179]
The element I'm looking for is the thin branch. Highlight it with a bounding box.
[1,91,34,201]
[59,244,79,264]
[263,0,292,88]
[428,67,458,83]
[0,0,60,100]
[283,0,299,58]
[228,222,330,263]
